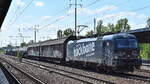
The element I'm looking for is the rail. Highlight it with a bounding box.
[0,59,45,84]
[24,60,115,84]
[0,62,21,84]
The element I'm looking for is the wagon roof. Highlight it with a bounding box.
[28,36,76,47]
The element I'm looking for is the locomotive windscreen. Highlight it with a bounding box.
[116,38,138,49]
[128,39,138,48]
[116,39,128,48]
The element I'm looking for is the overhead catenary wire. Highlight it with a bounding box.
[40,0,100,29]
[11,5,70,43]
[5,2,21,29]
[102,4,150,20]
[10,1,150,35]
[70,1,150,34]
[39,6,70,25]
[90,2,150,23]
[39,0,102,30]
[4,0,35,46]
[68,0,131,25]
[7,0,34,28]
[84,0,101,8]
[31,0,93,30]
[8,6,21,23]
[29,6,71,31]
[52,6,70,17]
[130,4,150,12]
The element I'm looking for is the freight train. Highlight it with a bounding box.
[5,33,142,72]
[5,46,27,57]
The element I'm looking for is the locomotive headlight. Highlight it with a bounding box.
[114,56,118,59]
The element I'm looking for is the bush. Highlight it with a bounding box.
[140,43,150,59]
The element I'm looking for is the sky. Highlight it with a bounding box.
[0,0,150,47]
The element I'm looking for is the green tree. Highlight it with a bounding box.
[146,18,150,28]
[57,29,63,38]
[96,20,108,35]
[115,18,130,32]
[63,28,74,37]
[27,40,34,45]
[7,44,13,48]
[96,20,103,35]
[20,42,26,47]
[107,23,115,33]
[85,30,94,36]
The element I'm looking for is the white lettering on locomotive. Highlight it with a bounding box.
[73,42,95,57]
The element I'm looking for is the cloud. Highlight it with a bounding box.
[129,22,145,30]
[100,11,136,20]
[41,16,52,21]
[78,8,93,15]
[99,11,148,21]
[95,11,147,30]
[59,16,65,19]
[94,5,117,14]
[15,23,33,29]
[35,1,44,7]
[136,14,147,19]
[80,5,117,15]
[67,5,117,15]
[16,0,25,6]
[0,23,33,47]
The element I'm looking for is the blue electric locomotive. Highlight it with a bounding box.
[67,33,141,72]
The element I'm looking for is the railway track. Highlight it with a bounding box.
[0,58,45,84]
[122,73,150,82]
[137,69,150,73]
[2,55,150,84]
[0,62,21,84]
[108,72,150,83]
[22,59,150,84]
[142,63,150,67]
[23,60,115,84]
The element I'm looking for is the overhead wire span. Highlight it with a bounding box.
[5,1,21,29]
[39,0,102,30]
[82,1,150,26]
[82,4,150,33]
[73,0,131,25]
[27,6,70,31]
[64,0,103,27]
[8,0,34,28]
[84,0,101,8]
[130,4,150,12]
[102,4,150,20]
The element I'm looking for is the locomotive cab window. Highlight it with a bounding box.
[116,38,138,49]
[116,39,128,48]
[128,39,138,48]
